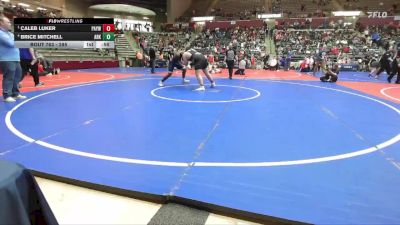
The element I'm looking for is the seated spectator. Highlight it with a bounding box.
[280,56,287,70]
[300,57,311,72]
[266,57,279,70]
[37,56,60,76]
[209,64,222,74]
[320,63,339,83]
[235,57,247,75]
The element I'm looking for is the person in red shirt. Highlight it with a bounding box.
[38,62,44,74]
[37,56,60,76]
[300,58,310,72]
[331,46,339,55]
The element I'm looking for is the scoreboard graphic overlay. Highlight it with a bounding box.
[14,18,115,49]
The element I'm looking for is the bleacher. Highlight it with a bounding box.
[336,0,399,14]
[281,0,334,17]
[115,33,137,60]
[273,28,391,70]
[178,0,214,22]
[142,32,190,51]
[211,0,266,20]
[37,49,115,61]
[188,26,267,69]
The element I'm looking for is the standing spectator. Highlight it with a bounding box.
[387,47,400,84]
[185,32,190,42]
[387,56,399,84]
[371,32,381,46]
[0,14,26,102]
[263,54,270,69]
[368,54,380,77]
[136,51,144,67]
[313,51,323,76]
[207,52,215,71]
[148,47,156,74]
[285,54,292,71]
[375,50,393,78]
[20,48,43,87]
[251,54,256,69]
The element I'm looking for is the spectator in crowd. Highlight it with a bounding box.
[235,57,247,75]
[37,55,60,76]
[280,56,287,71]
[368,54,380,77]
[264,57,279,71]
[300,57,311,72]
[0,14,26,102]
[149,46,156,74]
[387,47,400,84]
[263,54,270,69]
[320,63,339,83]
[313,51,324,76]
[375,50,394,78]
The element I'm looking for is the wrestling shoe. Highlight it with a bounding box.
[194,86,205,91]
[4,97,16,102]
[13,94,27,100]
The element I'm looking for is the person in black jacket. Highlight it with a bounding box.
[149,47,156,73]
[376,50,393,78]
[388,44,400,84]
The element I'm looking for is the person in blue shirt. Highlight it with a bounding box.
[0,14,26,102]
[371,33,381,44]
[280,56,286,70]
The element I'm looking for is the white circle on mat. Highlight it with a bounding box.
[151,84,261,103]
[5,78,400,167]
[380,87,400,102]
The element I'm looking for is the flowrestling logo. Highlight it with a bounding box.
[367,11,388,18]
